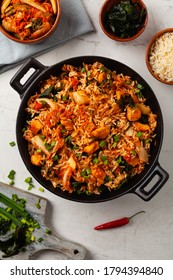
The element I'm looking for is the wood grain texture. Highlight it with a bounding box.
[0,182,86,260]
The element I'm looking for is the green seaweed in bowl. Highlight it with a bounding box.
[104,0,147,38]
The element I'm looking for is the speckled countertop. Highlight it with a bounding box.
[0,0,173,260]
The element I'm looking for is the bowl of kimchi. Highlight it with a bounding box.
[0,0,61,44]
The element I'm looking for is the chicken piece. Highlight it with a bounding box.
[126,105,142,121]
[83,141,100,155]
[134,122,150,132]
[29,119,43,134]
[136,103,151,115]
[97,72,107,84]
[116,89,123,100]
[61,119,74,131]
[31,153,43,166]
[91,126,110,139]
[91,167,106,186]
[72,90,90,105]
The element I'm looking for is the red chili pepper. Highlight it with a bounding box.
[94,211,145,230]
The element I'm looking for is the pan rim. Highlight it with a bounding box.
[15,55,164,202]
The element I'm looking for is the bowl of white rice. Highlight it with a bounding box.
[146,28,173,85]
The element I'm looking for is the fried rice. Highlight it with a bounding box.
[23,61,157,194]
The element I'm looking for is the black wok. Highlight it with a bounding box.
[10,56,169,202]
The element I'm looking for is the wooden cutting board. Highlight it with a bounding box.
[0,181,87,260]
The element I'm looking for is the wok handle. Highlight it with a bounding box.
[10,58,46,99]
[133,162,169,201]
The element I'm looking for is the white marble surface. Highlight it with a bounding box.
[0,0,173,260]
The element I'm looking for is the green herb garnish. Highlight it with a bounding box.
[100,140,107,148]
[35,198,41,209]
[9,141,15,147]
[53,154,59,162]
[37,237,43,243]
[25,177,32,184]
[81,67,86,73]
[8,170,16,180]
[136,131,143,138]
[0,192,41,258]
[45,228,51,234]
[80,168,91,178]
[93,158,99,164]
[39,86,54,98]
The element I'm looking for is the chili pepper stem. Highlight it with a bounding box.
[128,210,145,221]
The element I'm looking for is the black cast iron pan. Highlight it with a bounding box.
[10,56,169,202]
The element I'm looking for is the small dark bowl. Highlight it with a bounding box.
[0,0,61,44]
[99,0,148,42]
[146,28,173,85]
